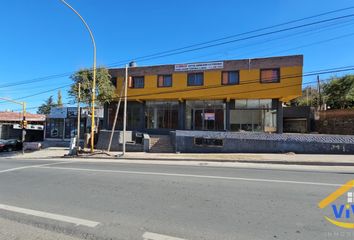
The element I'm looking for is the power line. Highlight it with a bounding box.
[0,72,72,89]
[0,84,71,104]
[8,65,354,112]
[1,6,354,89]
[117,13,354,65]
[260,32,354,57]
[106,6,354,66]
[171,19,354,64]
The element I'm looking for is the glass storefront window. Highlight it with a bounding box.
[235,99,247,108]
[230,109,277,132]
[230,99,277,132]
[247,100,260,108]
[108,102,142,130]
[145,101,178,129]
[235,99,273,109]
[260,99,272,108]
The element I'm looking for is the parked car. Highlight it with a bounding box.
[0,139,23,152]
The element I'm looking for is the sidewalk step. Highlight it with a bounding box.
[149,135,174,153]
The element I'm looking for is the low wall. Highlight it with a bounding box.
[316,109,354,135]
[96,130,143,152]
[174,130,354,154]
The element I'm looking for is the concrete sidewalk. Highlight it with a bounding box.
[2,147,354,166]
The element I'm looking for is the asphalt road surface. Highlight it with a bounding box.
[0,158,354,240]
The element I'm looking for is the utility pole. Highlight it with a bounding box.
[317,75,322,110]
[122,64,128,155]
[306,88,309,106]
[76,83,81,150]
[107,80,125,152]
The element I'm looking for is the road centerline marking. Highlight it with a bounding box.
[0,161,70,174]
[37,166,341,187]
[0,162,68,173]
[0,203,100,227]
[143,231,187,240]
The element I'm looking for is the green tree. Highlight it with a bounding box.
[68,67,115,105]
[291,86,320,107]
[37,96,56,114]
[57,89,63,107]
[323,75,354,109]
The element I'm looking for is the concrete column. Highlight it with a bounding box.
[178,101,185,130]
[225,101,230,131]
[277,100,283,134]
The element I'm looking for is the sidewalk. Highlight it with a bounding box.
[3,147,354,166]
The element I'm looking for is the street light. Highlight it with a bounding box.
[60,0,97,153]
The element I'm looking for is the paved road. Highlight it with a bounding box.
[0,158,353,240]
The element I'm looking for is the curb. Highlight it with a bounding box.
[3,154,354,167]
[68,155,354,166]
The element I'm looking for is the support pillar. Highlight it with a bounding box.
[277,100,283,134]
[178,101,185,130]
[225,101,230,131]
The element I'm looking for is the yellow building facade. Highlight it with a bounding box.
[104,55,303,133]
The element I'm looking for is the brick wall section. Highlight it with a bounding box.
[315,109,354,135]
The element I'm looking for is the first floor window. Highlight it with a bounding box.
[157,75,172,87]
[130,76,144,88]
[222,71,239,85]
[111,77,117,88]
[187,73,204,86]
[260,68,280,83]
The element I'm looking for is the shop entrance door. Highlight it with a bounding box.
[192,108,224,130]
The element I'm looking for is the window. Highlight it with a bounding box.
[187,73,203,86]
[260,68,280,83]
[157,75,172,87]
[348,192,353,203]
[129,76,144,88]
[111,77,117,88]
[222,71,239,85]
[231,99,277,132]
[235,99,273,109]
[145,101,179,129]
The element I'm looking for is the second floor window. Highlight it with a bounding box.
[187,73,204,86]
[260,68,280,83]
[111,77,117,88]
[157,75,172,87]
[222,71,239,85]
[129,76,144,88]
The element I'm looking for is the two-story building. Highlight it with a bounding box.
[103,55,303,134]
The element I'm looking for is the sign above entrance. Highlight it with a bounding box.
[174,62,224,72]
[202,113,215,121]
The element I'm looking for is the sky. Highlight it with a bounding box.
[0,0,354,113]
